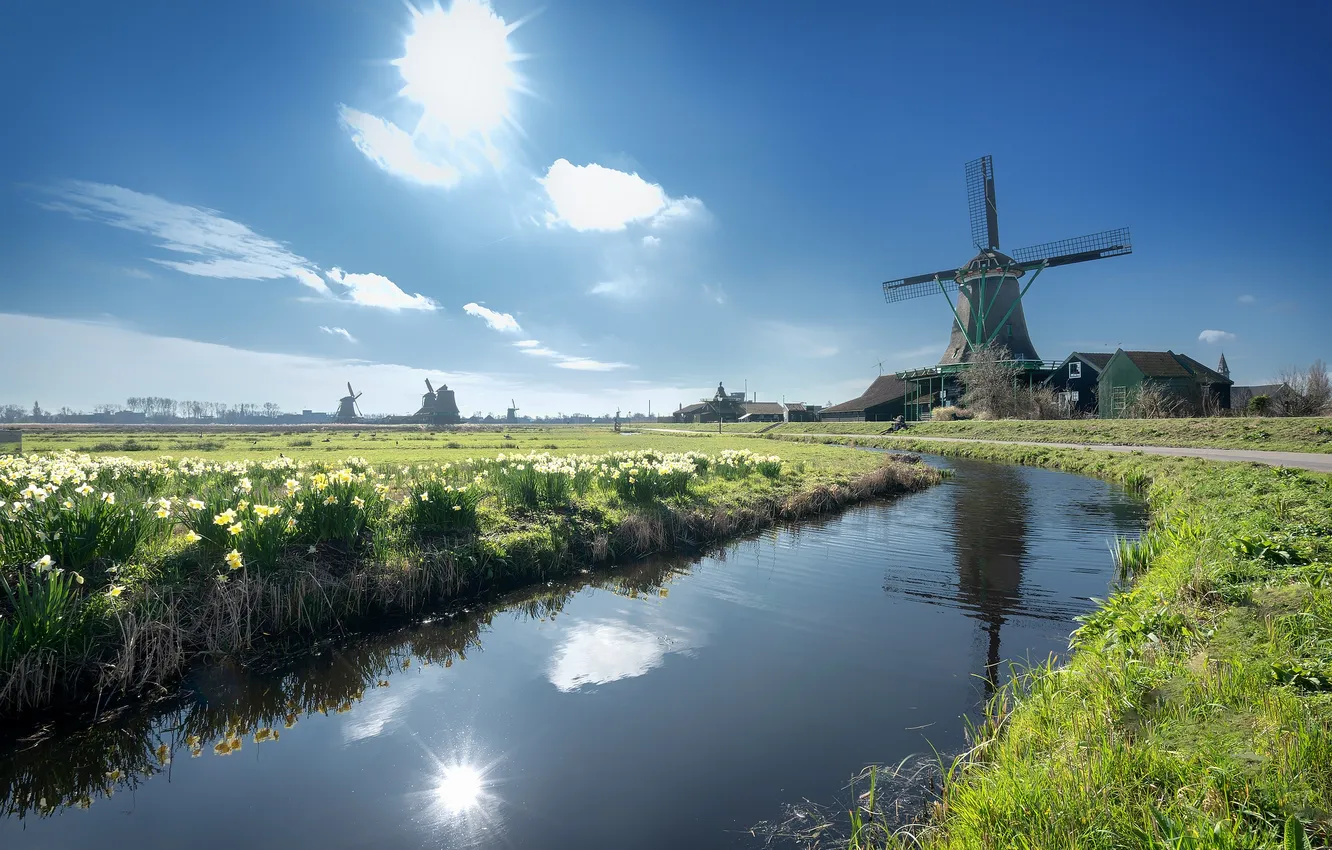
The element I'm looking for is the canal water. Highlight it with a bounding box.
[1,457,1144,849]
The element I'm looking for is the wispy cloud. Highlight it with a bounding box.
[319,325,357,343]
[512,339,629,371]
[540,159,704,232]
[1237,294,1256,305]
[463,302,521,332]
[324,268,439,312]
[760,321,839,358]
[338,106,462,188]
[44,181,438,313]
[701,283,726,305]
[45,180,331,294]
[588,279,645,299]
[1198,329,1235,344]
[121,267,154,280]
[641,235,660,248]
[338,1,525,188]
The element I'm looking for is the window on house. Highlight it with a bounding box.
[1069,361,1082,379]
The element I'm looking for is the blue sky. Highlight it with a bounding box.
[2,0,1328,415]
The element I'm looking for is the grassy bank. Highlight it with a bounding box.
[795,435,1332,847]
[0,432,938,717]
[659,417,1332,453]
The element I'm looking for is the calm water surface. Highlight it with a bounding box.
[1,457,1144,849]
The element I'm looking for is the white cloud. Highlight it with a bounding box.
[512,339,629,371]
[1237,294,1256,305]
[701,283,726,305]
[1198,329,1236,344]
[463,302,521,332]
[1,313,666,415]
[516,345,562,358]
[319,326,357,343]
[121,267,154,280]
[553,358,629,372]
[45,180,331,295]
[324,268,439,312]
[338,106,462,188]
[641,235,660,248]
[539,159,703,232]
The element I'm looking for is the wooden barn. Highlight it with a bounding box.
[1098,350,1233,418]
[820,375,908,422]
[1043,352,1112,415]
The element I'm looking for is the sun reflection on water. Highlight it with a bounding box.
[434,764,485,813]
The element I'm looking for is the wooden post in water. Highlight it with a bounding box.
[0,430,21,454]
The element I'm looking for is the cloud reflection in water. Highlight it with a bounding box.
[548,619,697,692]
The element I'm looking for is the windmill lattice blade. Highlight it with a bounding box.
[883,274,960,303]
[1010,227,1131,268]
[966,155,999,250]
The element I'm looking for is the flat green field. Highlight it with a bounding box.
[657,417,1332,453]
[15,425,864,470]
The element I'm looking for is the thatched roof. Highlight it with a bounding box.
[821,375,907,415]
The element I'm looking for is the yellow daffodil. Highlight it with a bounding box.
[236,499,250,511]
[107,584,124,598]
[32,554,53,571]
[187,498,205,510]
[62,499,74,509]
[227,522,243,536]
[323,495,337,506]
[185,530,202,543]
[225,549,243,570]
[75,483,94,495]
[213,509,236,526]
[351,496,365,509]
[155,507,171,519]
[101,491,116,504]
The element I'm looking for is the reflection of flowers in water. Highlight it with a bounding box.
[548,619,697,692]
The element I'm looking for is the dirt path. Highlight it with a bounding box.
[641,429,1332,474]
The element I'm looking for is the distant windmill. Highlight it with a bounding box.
[882,155,1132,365]
[335,382,363,422]
[506,398,520,424]
[871,358,888,376]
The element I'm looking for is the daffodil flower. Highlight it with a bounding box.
[225,549,243,570]
[101,491,116,504]
[184,530,202,543]
[188,498,205,510]
[107,585,125,598]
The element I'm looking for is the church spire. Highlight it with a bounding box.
[1217,352,1230,379]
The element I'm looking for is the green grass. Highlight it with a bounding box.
[798,435,1332,848]
[711,417,1332,453]
[0,428,938,716]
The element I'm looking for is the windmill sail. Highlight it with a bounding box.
[966,155,999,250]
[1010,228,1131,268]
[882,270,960,303]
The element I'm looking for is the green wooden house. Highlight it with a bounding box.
[1098,349,1233,418]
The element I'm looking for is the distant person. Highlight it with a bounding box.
[889,415,908,432]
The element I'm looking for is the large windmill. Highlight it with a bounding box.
[883,155,1132,364]
[881,155,1131,417]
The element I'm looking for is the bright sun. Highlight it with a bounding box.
[434,764,485,813]
[396,0,522,140]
